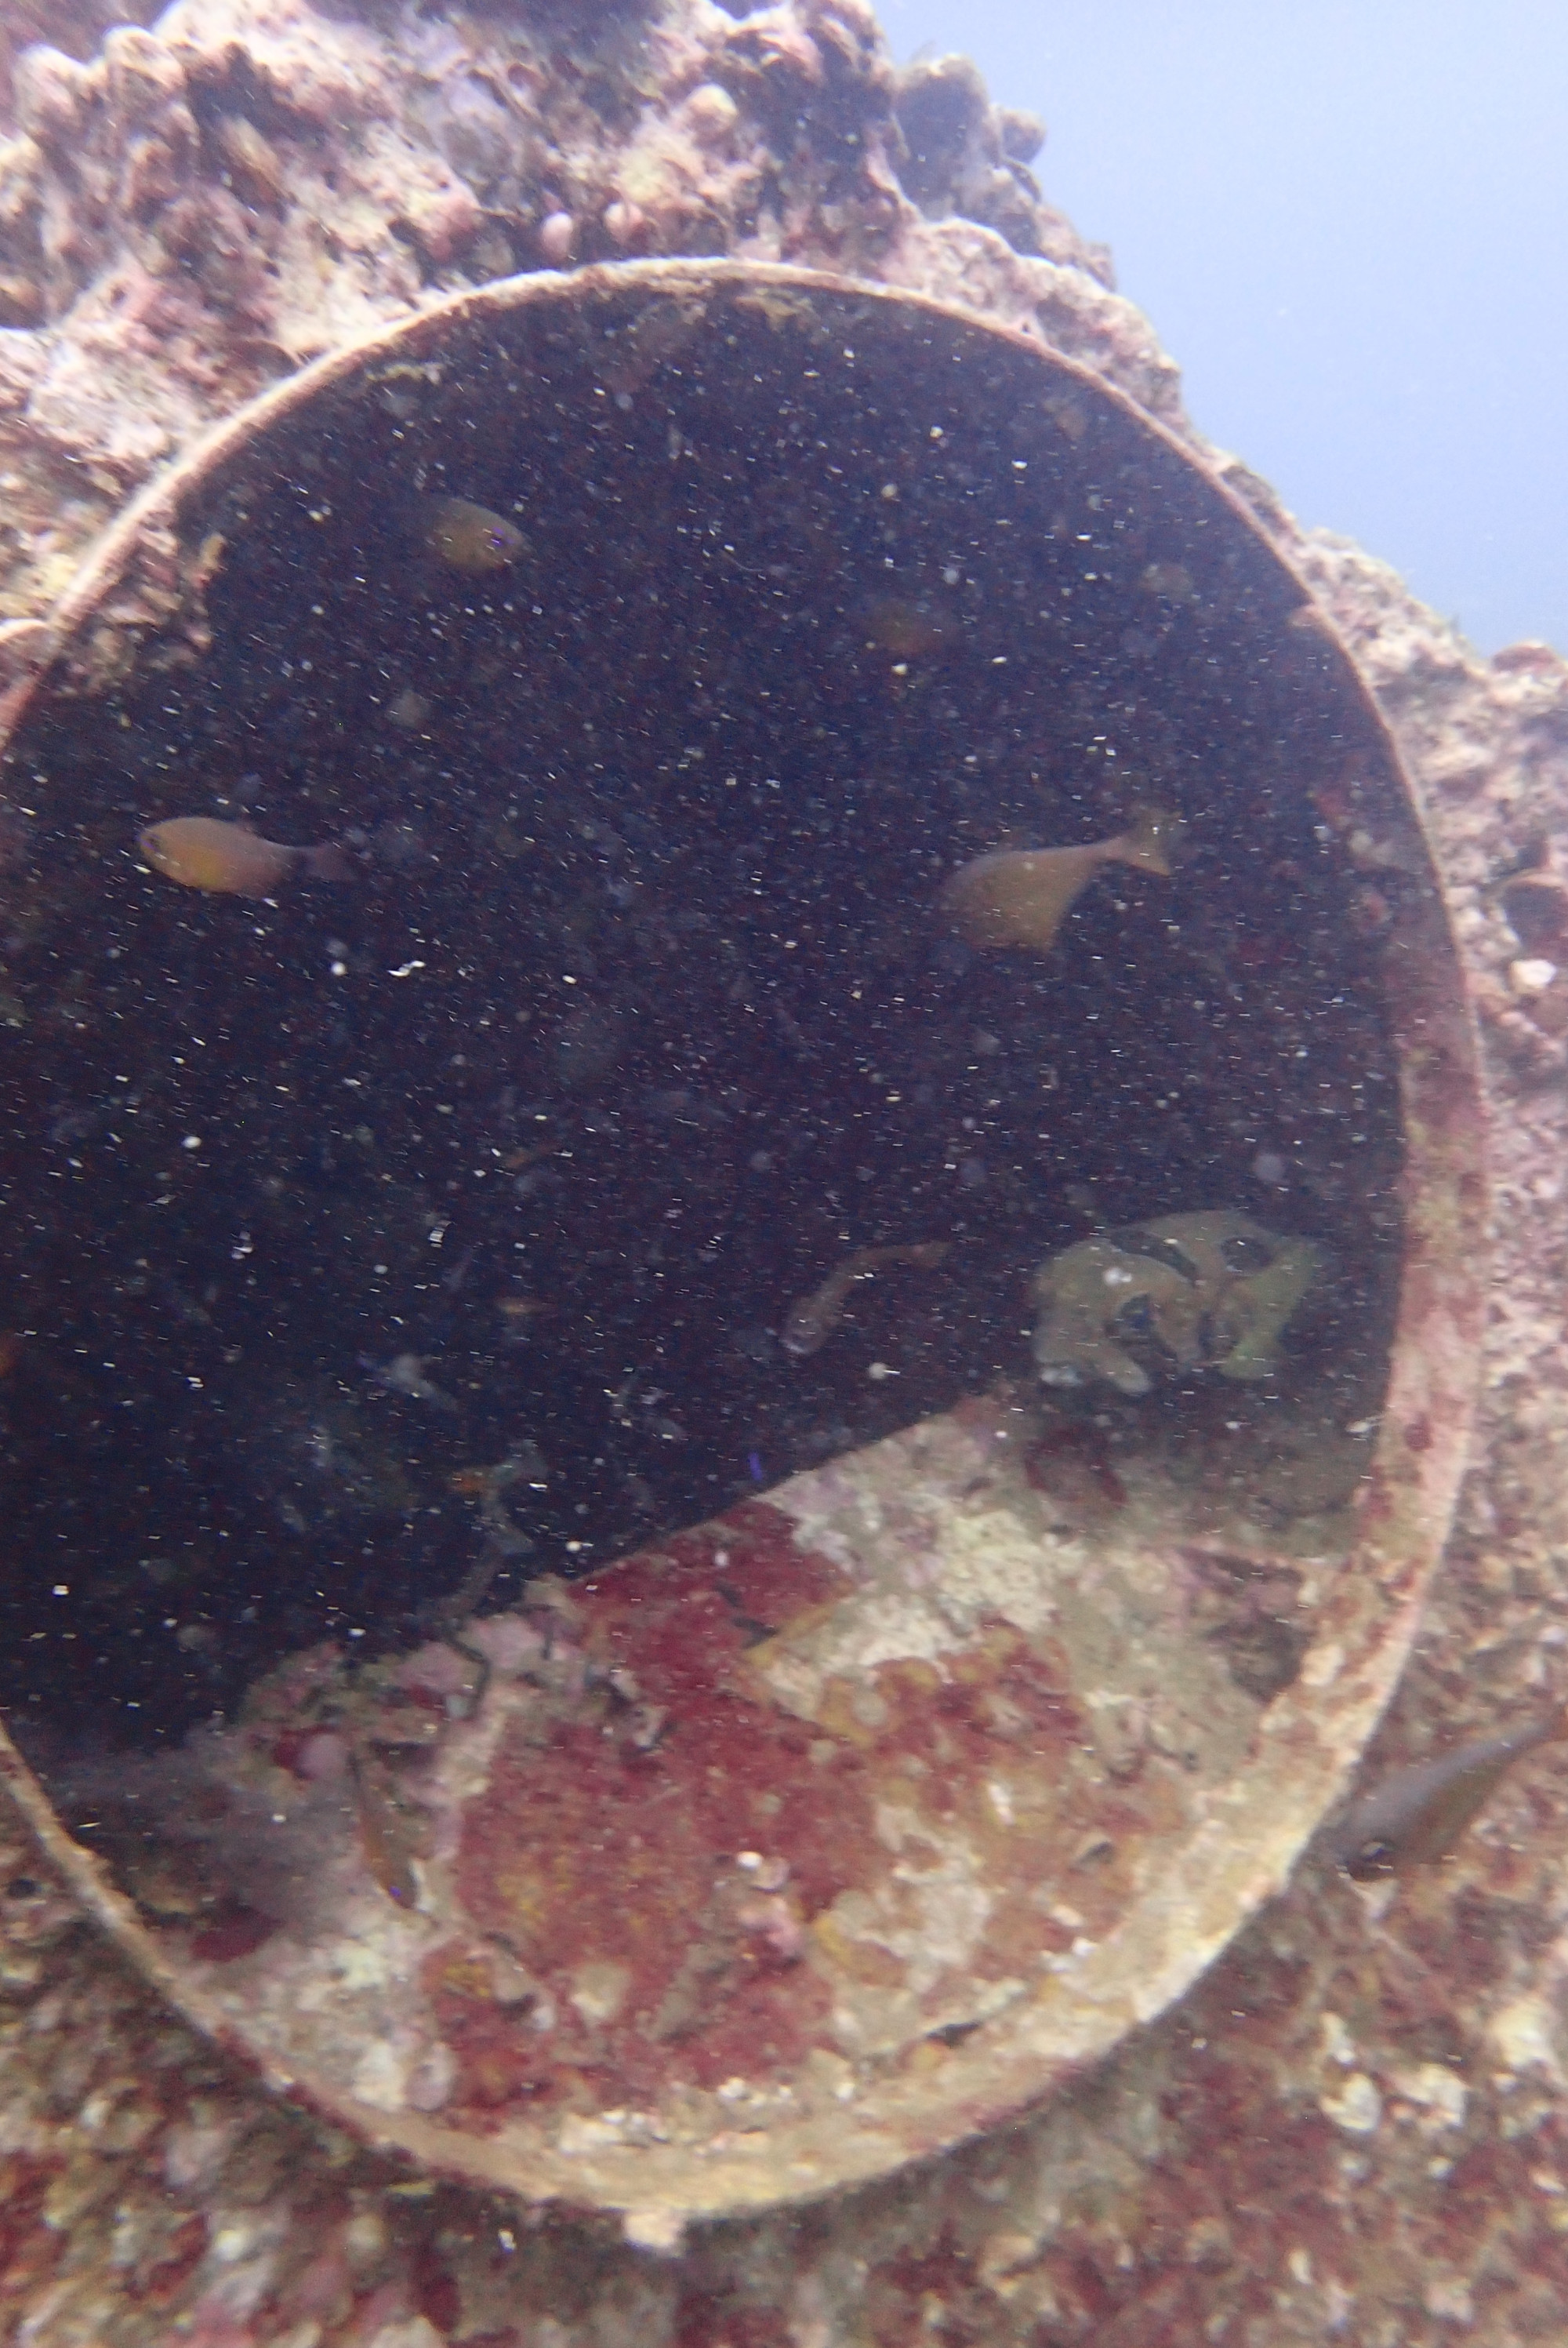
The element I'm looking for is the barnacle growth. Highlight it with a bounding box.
[1033,1210,1322,1396]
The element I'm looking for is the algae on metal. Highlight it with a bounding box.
[1032,1210,1323,1395]
[0,261,1487,2241]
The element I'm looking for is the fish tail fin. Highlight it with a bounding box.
[1117,804,1183,877]
[302,842,351,884]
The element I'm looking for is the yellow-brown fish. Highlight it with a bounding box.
[139,816,347,896]
[782,1241,950,1360]
[349,1748,423,1909]
[1328,1709,1568,1878]
[943,804,1180,956]
[419,496,525,573]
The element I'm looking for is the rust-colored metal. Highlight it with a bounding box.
[0,261,1486,2234]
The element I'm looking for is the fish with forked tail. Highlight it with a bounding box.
[943,804,1180,957]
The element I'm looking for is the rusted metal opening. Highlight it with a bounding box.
[0,262,1485,2229]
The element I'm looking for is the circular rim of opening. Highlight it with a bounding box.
[0,259,1490,2230]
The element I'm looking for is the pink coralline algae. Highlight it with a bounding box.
[0,0,1139,627]
[2,2,1568,2345]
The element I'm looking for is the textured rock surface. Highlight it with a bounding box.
[0,0,1117,627]
[3,1,1568,2342]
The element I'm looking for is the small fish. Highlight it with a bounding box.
[1328,1709,1568,1878]
[942,804,1180,956]
[139,816,347,897]
[782,1241,950,1361]
[418,496,525,573]
[350,1750,423,1908]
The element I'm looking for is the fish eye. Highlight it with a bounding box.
[1345,1838,1396,1881]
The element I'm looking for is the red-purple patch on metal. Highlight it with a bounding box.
[0,260,1485,2233]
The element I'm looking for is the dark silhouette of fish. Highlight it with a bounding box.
[1328,1708,1568,1878]
[782,1241,950,1360]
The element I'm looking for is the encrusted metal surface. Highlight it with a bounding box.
[0,261,1486,2232]
[87,1401,1379,2222]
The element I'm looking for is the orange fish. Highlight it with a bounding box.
[943,805,1179,956]
[139,817,348,896]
